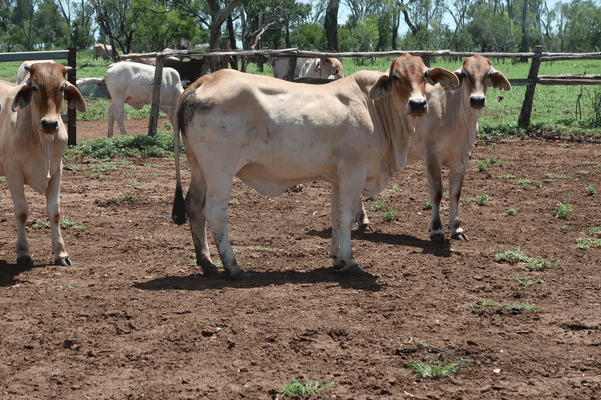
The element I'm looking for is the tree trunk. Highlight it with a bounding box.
[325,0,340,52]
[519,0,529,62]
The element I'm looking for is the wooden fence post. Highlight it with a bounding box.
[285,56,297,81]
[148,54,165,137]
[67,47,77,146]
[518,45,544,127]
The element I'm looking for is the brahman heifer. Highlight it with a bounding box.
[0,63,86,267]
[172,53,459,280]
[298,57,344,80]
[270,56,309,80]
[105,61,184,137]
[355,54,511,241]
[93,43,117,60]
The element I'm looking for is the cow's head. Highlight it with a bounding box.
[369,53,459,118]
[323,57,344,79]
[12,62,86,134]
[453,54,511,109]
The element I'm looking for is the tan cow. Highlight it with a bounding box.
[298,57,344,80]
[355,54,511,241]
[172,54,459,280]
[93,43,117,60]
[0,63,86,267]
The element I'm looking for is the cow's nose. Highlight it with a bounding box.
[41,120,59,131]
[470,95,486,108]
[408,98,427,113]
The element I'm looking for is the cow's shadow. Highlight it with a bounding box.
[134,266,383,292]
[307,228,453,258]
[0,259,50,287]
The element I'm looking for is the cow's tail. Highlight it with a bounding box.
[172,107,187,225]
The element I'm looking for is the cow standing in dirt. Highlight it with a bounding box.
[0,63,86,267]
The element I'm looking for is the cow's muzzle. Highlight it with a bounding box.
[41,120,59,132]
[469,95,486,109]
[407,98,427,116]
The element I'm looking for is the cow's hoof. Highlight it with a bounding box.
[430,232,447,243]
[201,264,222,278]
[55,257,72,266]
[342,264,366,275]
[357,223,372,232]
[17,255,33,268]
[452,232,469,241]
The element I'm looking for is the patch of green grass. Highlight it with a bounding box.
[249,246,273,252]
[60,219,86,230]
[186,251,196,265]
[423,199,432,210]
[120,192,138,201]
[279,376,334,397]
[556,224,569,230]
[494,249,560,269]
[498,174,516,178]
[586,186,597,195]
[382,207,396,221]
[228,199,240,205]
[54,284,75,291]
[407,358,469,379]
[32,220,51,229]
[509,178,542,189]
[464,298,500,308]
[555,202,573,218]
[368,195,388,211]
[476,160,487,172]
[505,208,518,215]
[503,302,540,312]
[587,227,601,235]
[0,176,5,182]
[477,194,492,205]
[390,185,401,193]
[576,237,601,249]
[488,155,504,166]
[545,172,572,180]
[507,275,544,286]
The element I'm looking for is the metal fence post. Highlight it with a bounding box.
[518,45,544,128]
[67,47,77,146]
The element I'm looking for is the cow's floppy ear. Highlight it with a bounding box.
[369,75,393,100]
[426,67,460,88]
[490,69,511,91]
[12,84,32,112]
[64,82,87,112]
[315,59,322,72]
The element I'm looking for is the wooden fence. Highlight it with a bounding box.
[0,48,78,145]
[124,45,601,135]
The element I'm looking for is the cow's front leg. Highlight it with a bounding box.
[448,167,468,241]
[46,173,71,266]
[186,169,221,277]
[7,179,32,267]
[203,177,250,281]
[331,180,366,274]
[425,156,445,243]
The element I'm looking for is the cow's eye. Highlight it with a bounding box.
[393,75,401,83]
[31,87,38,93]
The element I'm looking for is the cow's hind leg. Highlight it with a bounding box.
[354,197,371,231]
[7,179,32,267]
[203,175,250,281]
[425,155,445,243]
[448,166,468,241]
[46,173,71,266]
[110,100,128,136]
[186,169,221,277]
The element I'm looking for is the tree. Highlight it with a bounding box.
[324,0,340,50]
[466,3,521,52]
[54,0,96,49]
[90,0,136,57]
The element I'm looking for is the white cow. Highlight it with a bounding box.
[16,60,55,85]
[105,61,184,137]
[355,54,511,241]
[172,54,459,280]
[76,77,111,99]
[270,57,309,80]
[93,43,117,60]
[298,57,344,80]
[0,63,86,267]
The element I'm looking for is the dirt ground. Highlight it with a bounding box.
[1,117,600,400]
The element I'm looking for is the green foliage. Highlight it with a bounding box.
[407,358,469,379]
[507,275,544,286]
[494,249,560,269]
[382,207,396,221]
[289,22,327,51]
[279,376,334,397]
[477,195,492,205]
[65,132,180,159]
[339,17,379,53]
[464,298,500,308]
[555,203,573,218]
[503,302,540,312]
[505,208,518,215]
[54,284,75,291]
[60,219,86,230]
[476,160,487,172]
[510,178,542,189]
[249,246,273,252]
[586,186,597,195]
[32,220,51,229]
[576,237,601,249]
[422,199,432,210]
